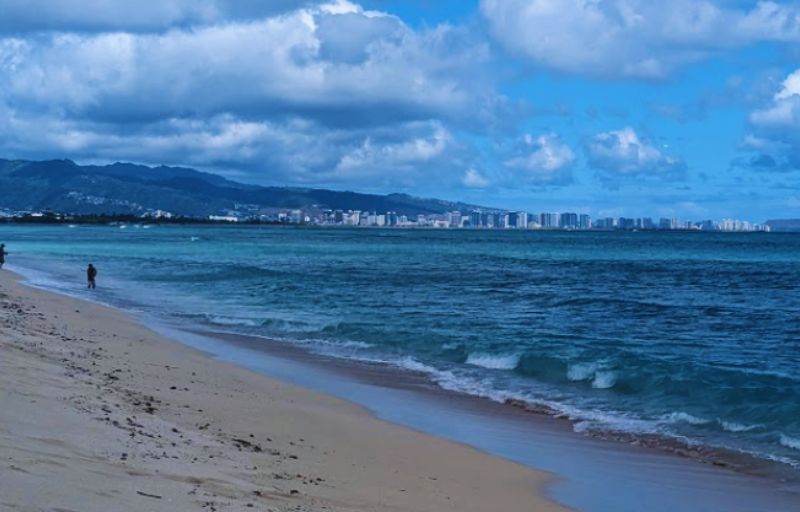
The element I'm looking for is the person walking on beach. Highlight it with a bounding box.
[87,264,97,289]
[0,244,7,269]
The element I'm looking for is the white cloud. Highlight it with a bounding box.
[334,122,453,179]
[775,69,800,100]
[749,69,800,129]
[481,0,800,79]
[0,2,499,190]
[744,69,800,170]
[0,5,493,124]
[503,133,575,184]
[586,127,685,178]
[462,168,491,188]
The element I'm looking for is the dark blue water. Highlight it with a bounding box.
[2,224,799,472]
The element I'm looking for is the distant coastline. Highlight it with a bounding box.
[0,158,779,232]
[0,212,786,232]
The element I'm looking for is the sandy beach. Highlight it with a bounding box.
[0,269,567,512]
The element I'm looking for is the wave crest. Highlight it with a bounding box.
[567,362,598,381]
[205,314,260,327]
[465,352,520,370]
[592,370,617,389]
[720,421,763,433]
[660,412,711,425]
[567,362,617,389]
[780,434,800,450]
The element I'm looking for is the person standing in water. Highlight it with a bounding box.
[0,244,6,269]
[87,264,97,289]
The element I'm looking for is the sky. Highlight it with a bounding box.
[2,1,800,220]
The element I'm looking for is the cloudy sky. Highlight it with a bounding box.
[2,0,800,220]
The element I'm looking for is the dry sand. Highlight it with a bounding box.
[0,270,568,512]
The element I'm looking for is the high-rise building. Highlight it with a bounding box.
[594,217,616,229]
[560,212,578,229]
[503,211,529,229]
[447,211,462,228]
[579,214,591,229]
[697,220,716,231]
[540,213,559,228]
[620,217,637,229]
[506,212,519,228]
[469,210,482,228]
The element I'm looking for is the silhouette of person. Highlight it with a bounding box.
[0,244,6,269]
[87,264,97,289]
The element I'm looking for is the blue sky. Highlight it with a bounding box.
[2,1,800,220]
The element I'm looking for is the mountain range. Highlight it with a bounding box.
[0,159,485,218]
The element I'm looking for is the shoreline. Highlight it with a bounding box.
[187,326,800,483]
[0,269,568,512]
[143,322,800,512]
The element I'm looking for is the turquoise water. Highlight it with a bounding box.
[2,224,799,471]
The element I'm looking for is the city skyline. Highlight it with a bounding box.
[3,1,800,219]
[262,208,773,232]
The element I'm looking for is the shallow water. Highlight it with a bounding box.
[2,224,799,474]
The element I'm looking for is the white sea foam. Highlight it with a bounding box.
[567,362,617,389]
[592,370,617,389]
[389,362,657,438]
[330,340,374,349]
[311,339,375,350]
[465,352,520,370]
[780,434,800,450]
[567,362,598,381]
[720,421,762,433]
[393,356,439,374]
[572,413,662,436]
[660,411,711,425]
[378,357,519,404]
[206,314,260,327]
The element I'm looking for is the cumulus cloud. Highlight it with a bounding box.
[750,70,800,128]
[331,121,466,188]
[503,133,575,185]
[743,68,800,171]
[462,168,491,188]
[481,0,800,79]
[586,127,686,179]
[0,1,499,190]
[0,8,489,126]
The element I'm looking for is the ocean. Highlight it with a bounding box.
[3,224,799,475]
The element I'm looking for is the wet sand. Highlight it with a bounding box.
[0,270,567,512]
[158,325,800,512]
